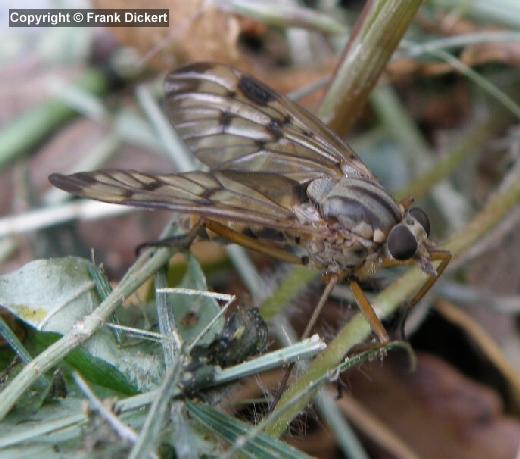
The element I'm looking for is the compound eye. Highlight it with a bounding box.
[387,224,418,260]
[409,207,430,237]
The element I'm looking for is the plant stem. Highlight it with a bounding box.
[260,266,319,320]
[318,0,424,134]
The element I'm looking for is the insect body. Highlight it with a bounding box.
[49,63,451,344]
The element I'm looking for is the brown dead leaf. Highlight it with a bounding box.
[93,0,338,96]
[435,300,520,411]
[387,45,519,82]
[31,118,107,192]
[254,60,335,110]
[387,21,520,83]
[389,11,519,81]
[461,41,520,68]
[345,353,520,459]
[335,393,420,459]
[93,0,243,70]
[416,13,479,37]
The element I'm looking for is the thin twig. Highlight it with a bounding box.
[216,0,348,34]
[155,268,181,366]
[399,32,520,58]
[426,48,520,120]
[127,357,183,459]
[135,82,197,171]
[73,372,140,446]
[439,281,520,315]
[105,323,169,342]
[188,293,235,352]
[0,200,131,238]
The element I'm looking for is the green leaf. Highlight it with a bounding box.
[0,257,160,392]
[187,402,312,459]
[28,330,138,395]
[0,257,98,332]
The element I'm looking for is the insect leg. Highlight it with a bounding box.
[376,249,452,337]
[349,281,390,343]
[380,258,414,269]
[135,220,204,255]
[399,195,415,209]
[406,249,451,309]
[270,273,343,411]
[205,220,306,265]
[380,249,451,305]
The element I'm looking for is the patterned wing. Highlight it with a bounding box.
[164,63,376,184]
[49,169,310,231]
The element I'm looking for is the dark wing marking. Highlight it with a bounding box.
[164,62,377,184]
[49,169,312,231]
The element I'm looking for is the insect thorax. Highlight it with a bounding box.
[304,235,375,273]
[301,176,402,272]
